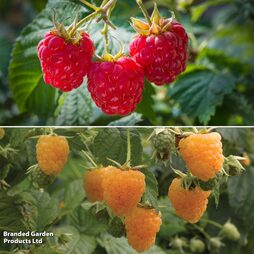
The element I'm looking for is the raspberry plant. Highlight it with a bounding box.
[0,0,253,125]
[0,127,254,253]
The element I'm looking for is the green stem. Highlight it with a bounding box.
[192,224,211,240]
[136,0,152,25]
[201,219,223,229]
[80,0,100,11]
[126,129,131,167]
[69,11,101,36]
[81,151,98,168]
[103,24,109,53]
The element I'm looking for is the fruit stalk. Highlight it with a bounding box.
[136,0,152,25]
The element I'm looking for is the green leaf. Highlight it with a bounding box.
[98,234,166,254]
[141,168,159,208]
[191,0,232,22]
[92,129,142,166]
[169,67,235,124]
[59,179,84,216]
[19,190,59,231]
[108,113,143,126]
[54,225,97,254]
[136,81,157,124]
[8,0,81,115]
[0,192,26,231]
[56,84,93,126]
[158,198,186,240]
[70,206,109,235]
[228,168,254,230]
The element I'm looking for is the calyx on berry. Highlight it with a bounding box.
[131,3,175,36]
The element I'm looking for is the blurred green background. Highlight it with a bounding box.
[0,0,254,126]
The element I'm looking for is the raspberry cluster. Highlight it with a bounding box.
[83,166,162,252]
[37,3,188,116]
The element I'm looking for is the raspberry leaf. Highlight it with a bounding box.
[0,192,27,231]
[9,0,81,116]
[17,190,59,231]
[56,84,93,126]
[228,167,254,230]
[169,67,235,124]
[97,234,166,254]
[92,128,142,166]
[59,179,84,216]
[53,225,97,254]
[141,168,159,209]
[108,113,143,126]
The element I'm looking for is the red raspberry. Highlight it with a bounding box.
[130,21,188,86]
[38,31,94,92]
[87,56,144,115]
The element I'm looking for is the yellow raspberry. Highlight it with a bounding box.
[83,166,117,202]
[179,132,224,181]
[103,169,145,217]
[124,207,162,252]
[36,135,69,176]
[168,178,211,223]
[0,128,5,140]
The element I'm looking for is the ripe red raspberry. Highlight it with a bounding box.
[130,3,188,86]
[102,168,146,216]
[38,31,94,92]
[168,178,211,223]
[130,21,188,86]
[36,135,69,176]
[87,56,144,115]
[179,132,224,181]
[124,207,162,252]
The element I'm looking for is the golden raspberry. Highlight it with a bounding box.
[103,169,145,217]
[0,128,5,140]
[83,166,117,202]
[124,207,162,252]
[36,135,69,176]
[179,132,224,181]
[168,178,211,223]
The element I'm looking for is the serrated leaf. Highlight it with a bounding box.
[98,234,166,254]
[18,190,59,231]
[0,192,26,231]
[59,179,84,216]
[141,168,159,208]
[108,113,143,126]
[228,168,254,229]
[92,129,142,166]
[158,198,186,239]
[56,83,93,126]
[8,1,81,115]
[54,225,97,254]
[70,206,109,235]
[169,68,235,124]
